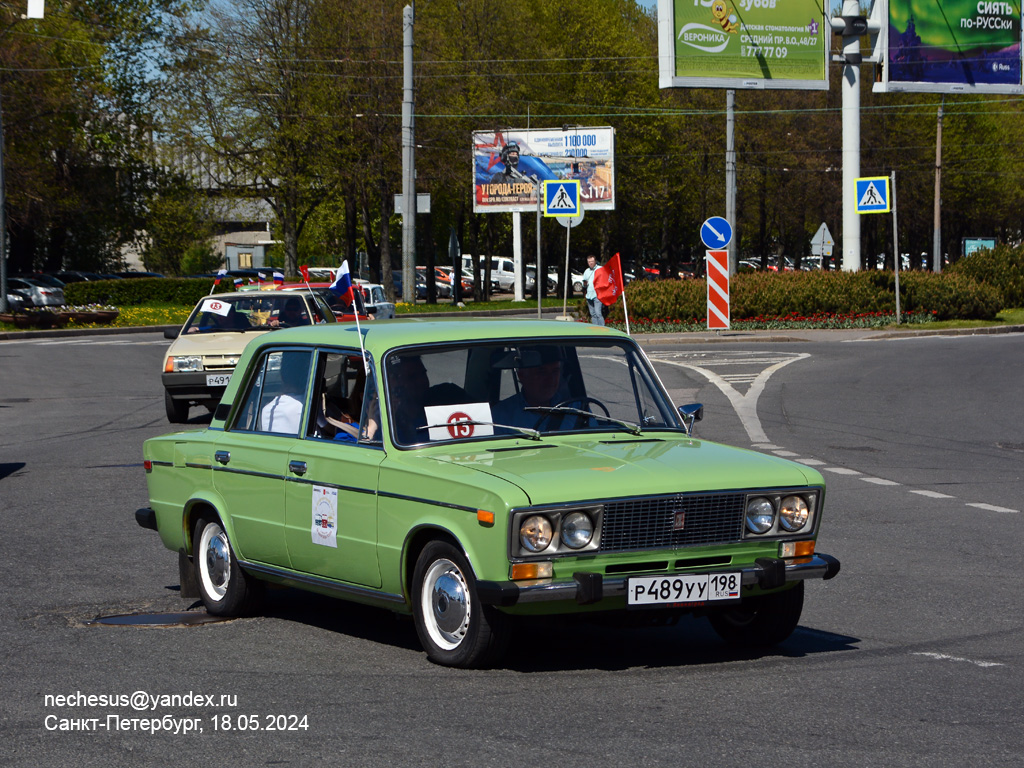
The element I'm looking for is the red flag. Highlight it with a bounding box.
[594,253,625,306]
[299,265,310,282]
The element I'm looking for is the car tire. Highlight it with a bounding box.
[412,540,509,668]
[707,581,803,647]
[165,390,189,423]
[193,515,262,616]
[573,280,583,293]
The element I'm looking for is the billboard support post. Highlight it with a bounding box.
[840,0,862,272]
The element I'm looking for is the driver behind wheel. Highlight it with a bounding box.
[492,345,570,430]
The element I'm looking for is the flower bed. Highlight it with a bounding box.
[606,310,938,334]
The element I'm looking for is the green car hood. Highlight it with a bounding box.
[428,436,821,507]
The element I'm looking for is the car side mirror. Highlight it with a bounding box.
[678,403,703,436]
[164,328,180,340]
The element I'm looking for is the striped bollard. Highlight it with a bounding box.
[706,249,730,330]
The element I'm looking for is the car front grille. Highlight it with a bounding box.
[599,492,746,553]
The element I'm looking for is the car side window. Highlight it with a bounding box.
[308,350,368,443]
[232,350,313,436]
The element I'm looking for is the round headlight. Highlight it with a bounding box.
[745,497,775,534]
[520,515,553,553]
[779,495,810,531]
[560,511,594,549]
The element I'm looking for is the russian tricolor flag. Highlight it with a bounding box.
[233,277,243,287]
[273,271,284,286]
[330,261,354,304]
[213,268,227,286]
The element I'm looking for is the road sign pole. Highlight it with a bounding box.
[892,170,900,325]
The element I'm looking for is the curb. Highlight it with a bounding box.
[3,319,1022,344]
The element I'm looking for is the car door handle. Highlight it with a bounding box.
[288,460,307,476]
[215,450,230,465]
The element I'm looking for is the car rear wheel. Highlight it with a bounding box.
[412,540,508,668]
[707,581,804,646]
[165,390,189,423]
[193,516,262,616]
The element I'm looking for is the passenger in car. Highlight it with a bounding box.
[261,358,309,435]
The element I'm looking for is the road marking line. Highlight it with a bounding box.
[794,458,825,466]
[771,450,800,457]
[751,443,781,450]
[913,652,1004,668]
[909,490,956,499]
[966,503,1019,514]
[822,467,862,475]
[860,477,900,486]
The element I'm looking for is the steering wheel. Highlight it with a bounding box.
[533,396,610,431]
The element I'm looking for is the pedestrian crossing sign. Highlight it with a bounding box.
[543,180,580,217]
[855,176,891,214]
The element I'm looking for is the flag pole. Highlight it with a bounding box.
[621,288,630,336]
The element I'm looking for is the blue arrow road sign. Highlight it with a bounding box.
[544,180,580,216]
[700,216,732,249]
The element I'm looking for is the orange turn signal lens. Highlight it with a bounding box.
[477,510,494,526]
[510,562,552,581]
[780,540,816,558]
[164,358,174,373]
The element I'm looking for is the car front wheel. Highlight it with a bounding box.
[165,390,189,423]
[412,541,509,668]
[193,516,262,616]
[707,581,804,646]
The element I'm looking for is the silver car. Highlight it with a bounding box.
[8,277,65,306]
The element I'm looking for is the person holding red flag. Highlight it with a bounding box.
[582,254,604,326]
[593,252,630,334]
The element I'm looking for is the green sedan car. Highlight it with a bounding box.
[137,320,839,668]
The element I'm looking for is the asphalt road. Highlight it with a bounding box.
[1,330,1022,767]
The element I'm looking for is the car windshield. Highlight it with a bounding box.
[383,339,682,447]
[182,295,317,334]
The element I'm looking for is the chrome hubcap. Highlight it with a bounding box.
[201,526,230,598]
[422,558,470,650]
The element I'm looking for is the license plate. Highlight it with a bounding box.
[206,373,231,387]
[627,573,741,606]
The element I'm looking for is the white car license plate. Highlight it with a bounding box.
[206,373,231,387]
[627,573,741,606]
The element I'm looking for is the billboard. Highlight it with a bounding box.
[874,0,1023,93]
[658,0,829,90]
[472,128,615,214]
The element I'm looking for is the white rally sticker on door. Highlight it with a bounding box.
[311,485,338,548]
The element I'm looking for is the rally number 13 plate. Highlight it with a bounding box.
[627,573,741,606]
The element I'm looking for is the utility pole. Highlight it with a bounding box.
[400,4,416,303]
[933,98,943,273]
[725,89,737,276]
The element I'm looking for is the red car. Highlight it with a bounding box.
[280,283,371,321]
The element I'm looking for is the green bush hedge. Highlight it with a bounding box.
[604,269,1001,323]
[64,278,230,307]
[946,243,1024,309]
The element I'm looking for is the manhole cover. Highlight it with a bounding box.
[86,612,228,627]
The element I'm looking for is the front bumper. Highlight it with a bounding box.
[162,371,229,403]
[477,553,840,607]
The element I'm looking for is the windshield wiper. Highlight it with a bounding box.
[525,406,642,435]
[418,420,541,440]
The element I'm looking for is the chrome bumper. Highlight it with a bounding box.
[477,554,840,607]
